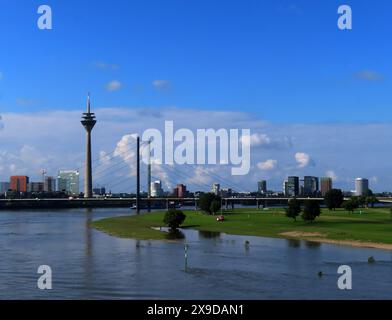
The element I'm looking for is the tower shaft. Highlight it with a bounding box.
[85,130,93,198]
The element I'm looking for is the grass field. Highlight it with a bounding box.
[91,207,392,248]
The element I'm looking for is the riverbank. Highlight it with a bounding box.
[91,207,392,249]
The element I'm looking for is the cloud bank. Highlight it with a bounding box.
[0,107,391,192]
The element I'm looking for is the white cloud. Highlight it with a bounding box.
[16,98,40,106]
[325,170,338,181]
[240,133,292,149]
[370,176,378,184]
[106,80,122,91]
[295,152,312,168]
[241,133,270,147]
[257,159,277,170]
[152,80,171,90]
[0,107,391,192]
[93,61,119,70]
[354,70,384,82]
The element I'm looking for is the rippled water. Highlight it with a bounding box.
[0,208,391,299]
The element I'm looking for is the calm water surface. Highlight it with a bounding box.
[0,208,391,299]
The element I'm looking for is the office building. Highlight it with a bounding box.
[44,176,56,192]
[57,170,80,195]
[287,176,299,197]
[221,188,232,197]
[283,180,288,196]
[10,176,29,193]
[93,187,106,196]
[320,177,332,196]
[151,180,164,197]
[257,180,267,194]
[30,182,44,193]
[173,184,186,198]
[211,183,221,196]
[0,182,10,194]
[355,178,369,196]
[303,176,319,197]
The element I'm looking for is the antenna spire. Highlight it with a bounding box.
[87,92,91,113]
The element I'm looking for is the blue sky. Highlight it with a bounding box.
[0,0,391,121]
[0,0,392,192]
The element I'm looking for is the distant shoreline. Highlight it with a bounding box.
[279,231,392,250]
[0,198,135,209]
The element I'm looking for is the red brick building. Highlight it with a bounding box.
[173,184,187,198]
[10,176,30,193]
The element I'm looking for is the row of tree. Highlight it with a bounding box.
[324,188,378,211]
[285,199,321,222]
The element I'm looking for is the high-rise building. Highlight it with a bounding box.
[10,176,29,193]
[211,183,220,195]
[44,176,56,192]
[303,176,319,197]
[355,178,369,196]
[283,180,288,196]
[287,176,299,197]
[93,187,106,196]
[57,170,80,195]
[30,182,44,193]
[173,184,186,198]
[151,180,164,197]
[320,177,332,196]
[0,182,10,194]
[221,188,232,197]
[257,180,267,194]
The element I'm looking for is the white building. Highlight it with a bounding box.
[151,180,164,197]
[211,183,220,195]
[57,170,80,195]
[355,178,369,196]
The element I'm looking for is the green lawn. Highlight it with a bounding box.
[91,207,392,245]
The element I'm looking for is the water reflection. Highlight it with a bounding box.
[286,239,301,248]
[305,241,321,249]
[198,230,221,239]
[165,229,185,240]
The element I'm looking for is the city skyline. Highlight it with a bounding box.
[0,172,374,197]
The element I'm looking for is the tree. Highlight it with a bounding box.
[285,198,301,221]
[210,200,221,215]
[302,200,321,222]
[198,193,221,215]
[163,209,186,230]
[324,189,344,211]
[365,195,378,208]
[342,199,358,213]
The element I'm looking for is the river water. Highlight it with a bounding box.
[0,208,391,299]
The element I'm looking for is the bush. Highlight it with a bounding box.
[163,209,186,230]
